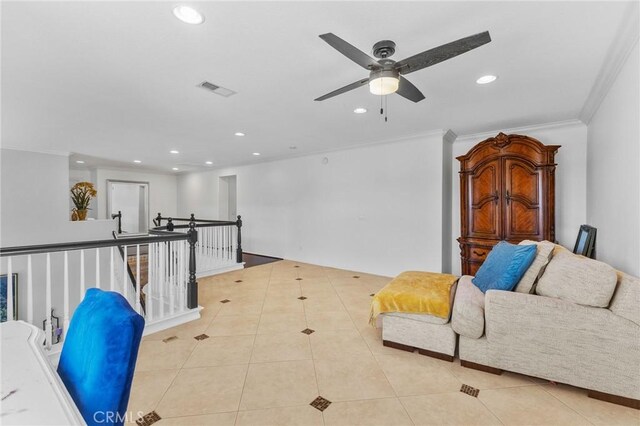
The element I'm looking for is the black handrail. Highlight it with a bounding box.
[154,213,236,226]
[0,234,187,257]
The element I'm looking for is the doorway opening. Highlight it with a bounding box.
[107,180,149,234]
[218,175,237,220]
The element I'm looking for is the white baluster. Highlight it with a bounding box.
[123,245,129,301]
[159,242,165,318]
[217,227,221,261]
[180,240,186,311]
[136,245,141,314]
[110,247,115,291]
[45,253,52,349]
[63,251,69,341]
[227,226,231,261]
[27,255,33,324]
[6,258,13,321]
[169,242,175,315]
[95,248,100,289]
[232,225,237,263]
[146,245,153,321]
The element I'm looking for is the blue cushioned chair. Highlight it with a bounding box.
[58,288,145,426]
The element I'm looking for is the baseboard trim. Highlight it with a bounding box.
[242,252,283,260]
[589,390,640,410]
[460,359,503,375]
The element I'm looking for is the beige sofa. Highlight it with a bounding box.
[452,246,640,409]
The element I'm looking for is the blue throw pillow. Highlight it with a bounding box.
[472,241,537,293]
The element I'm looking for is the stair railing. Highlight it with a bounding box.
[0,226,198,350]
[152,214,243,276]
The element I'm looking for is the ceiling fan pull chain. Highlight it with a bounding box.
[380,95,383,116]
[385,96,388,122]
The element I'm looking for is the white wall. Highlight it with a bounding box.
[94,168,177,226]
[450,121,588,275]
[1,149,118,328]
[1,149,117,246]
[586,41,640,276]
[178,133,448,277]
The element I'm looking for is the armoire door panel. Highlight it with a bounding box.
[504,159,543,240]
[467,160,501,239]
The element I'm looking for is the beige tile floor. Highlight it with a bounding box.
[128,260,640,426]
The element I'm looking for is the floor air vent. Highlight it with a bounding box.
[198,81,236,97]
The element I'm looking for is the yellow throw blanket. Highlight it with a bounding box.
[370,271,459,327]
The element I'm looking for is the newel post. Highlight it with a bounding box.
[167,218,174,231]
[155,212,162,227]
[187,219,198,309]
[236,215,243,263]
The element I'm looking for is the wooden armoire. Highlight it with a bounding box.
[457,133,560,276]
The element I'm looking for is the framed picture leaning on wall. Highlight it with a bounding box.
[573,225,597,259]
[1,273,18,322]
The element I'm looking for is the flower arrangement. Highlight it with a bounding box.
[70,182,97,219]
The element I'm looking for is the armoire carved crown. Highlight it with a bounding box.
[457,133,560,276]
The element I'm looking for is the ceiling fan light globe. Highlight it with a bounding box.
[369,76,399,96]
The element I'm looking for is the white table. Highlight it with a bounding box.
[0,321,84,425]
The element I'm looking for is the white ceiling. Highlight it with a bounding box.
[1,1,630,173]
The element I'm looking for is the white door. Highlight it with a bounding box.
[107,181,149,233]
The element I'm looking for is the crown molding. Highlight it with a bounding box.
[455,119,584,143]
[0,145,70,157]
[443,129,458,144]
[579,1,640,124]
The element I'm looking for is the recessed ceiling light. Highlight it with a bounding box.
[133,160,142,164]
[172,167,179,171]
[75,160,85,164]
[205,161,213,165]
[170,150,179,154]
[235,132,245,137]
[476,75,497,85]
[172,5,205,25]
[353,107,367,114]
[252,152,261,156]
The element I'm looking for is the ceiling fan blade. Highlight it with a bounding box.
[319,33,382,70]
[315,78,370,101]
[395,31,491,75]
[396,76,425,103]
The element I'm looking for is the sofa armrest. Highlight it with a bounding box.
[451,276,485,339]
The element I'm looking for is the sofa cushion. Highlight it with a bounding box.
[472,241,537,293]
[514,240,555,294]
[452,276,485,339]
[609,272,640,326]
[536,250,617,307]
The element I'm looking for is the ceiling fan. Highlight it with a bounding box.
[315,31,491,103]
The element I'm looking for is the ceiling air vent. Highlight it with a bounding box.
[198,81,236,97]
